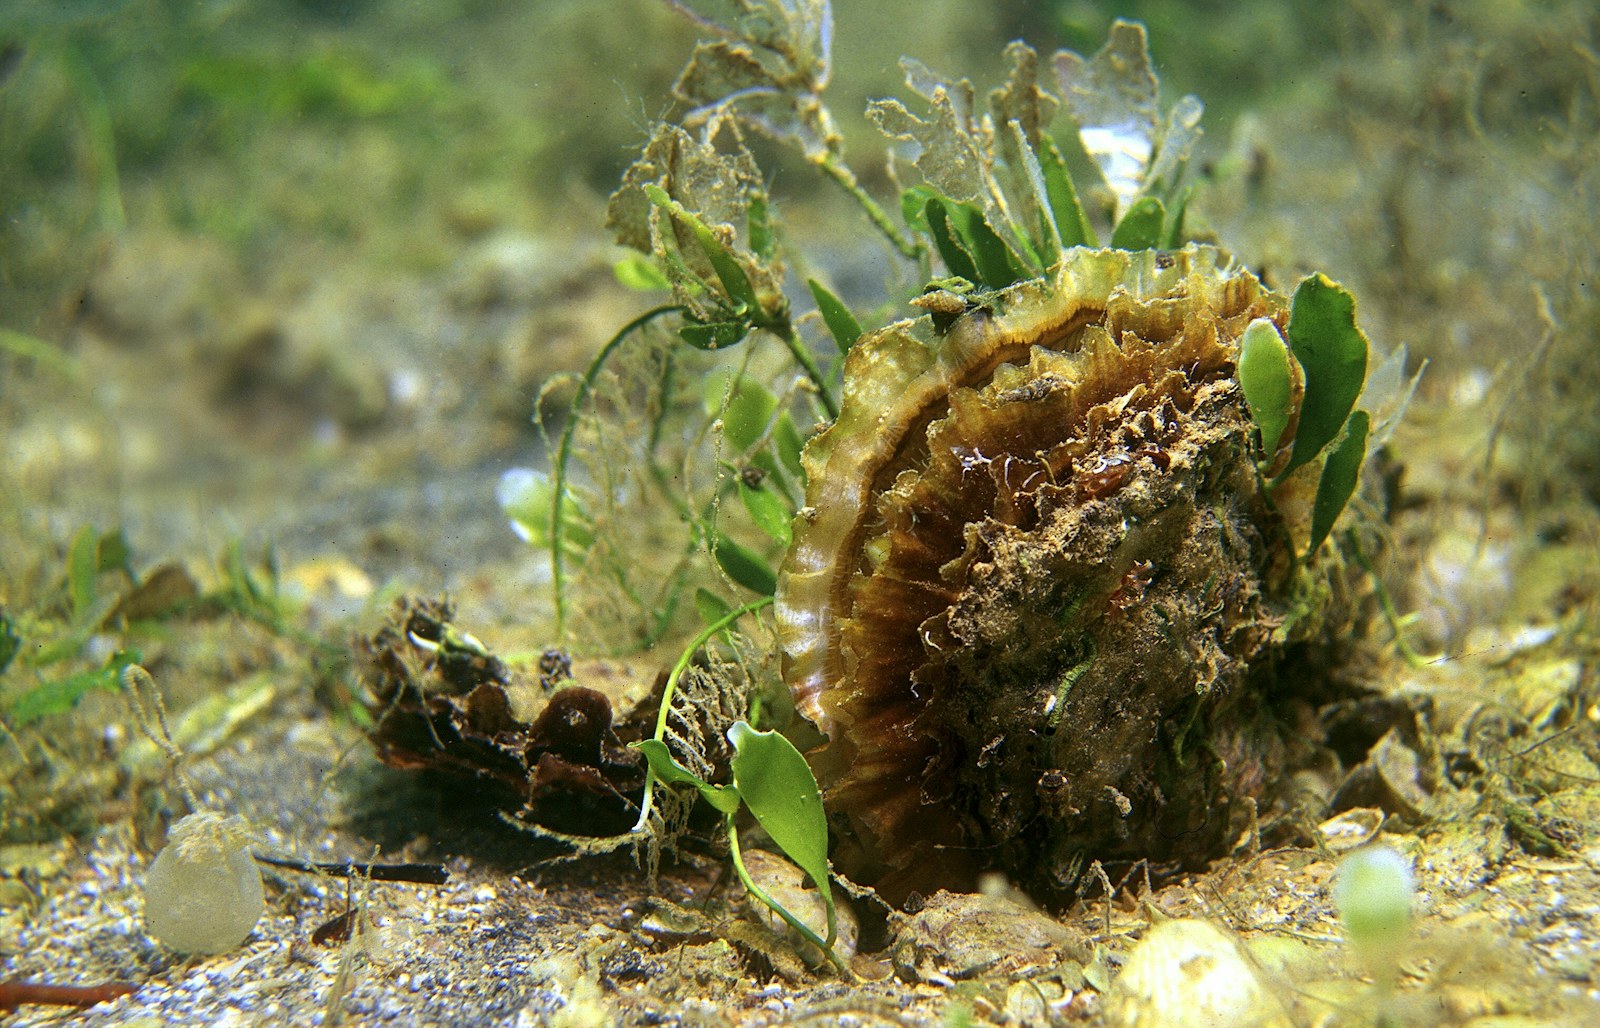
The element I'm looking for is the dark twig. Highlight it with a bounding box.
[253,853,450,886]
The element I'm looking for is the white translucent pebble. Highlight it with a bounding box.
[1106,919,1275,1028]
[143,812,263,955]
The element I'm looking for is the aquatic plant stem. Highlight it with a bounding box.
[551,305,682,640]
[816,152,921,262]
[726,811,852,978]
[630,595,773,835]
[772,323,838,420]
[59,44,125,233]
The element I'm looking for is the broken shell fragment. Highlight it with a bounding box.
[778,245,1344,904]
[1106,919,1276,1028]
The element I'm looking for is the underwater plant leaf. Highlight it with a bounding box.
[988,41,1059,150]
[739,477,793,547]
[987,43,1059,262]
[1162,185,1192,249]
[694,587,734,628]
[1308,410,1370,558]
[1284,274,1369,477]
[497,468,593,553]
[613,253,672,292]
[947,202,1029,287]
[0,327,82,378]
[867,93,983,203]
[926,198,1027,289]
[646,184,761,315]
[900,185,941,234]
[67,524,98,622]
[713,531,778,595]
[748,194,775,259]
[546,303,683,641]
[97,528,133,578]
[4,667,116,726]
[632,739,743,814]
[609,124,761,258]
[680,319,751,351]
[1144,94,1204,199]
[0,609,18,674]
[1362,343,1425,451]
[1053,20,1158,213]
[672,37,840,160]
[1003,119,1059,264]
[4,649,138,727]
[607,124,784,328]
[774,413,805,479]
[705,371,778,452]
[1109,196,1165,251]
[664,0,833,88]
[1238,318,1296,459]
[898,54,975,117]
[727,720,836,943]
[806,278,861,354]
[1037,138,1096,248]
[924,197,982,284]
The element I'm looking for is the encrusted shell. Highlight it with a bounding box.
[777,246,1310,904]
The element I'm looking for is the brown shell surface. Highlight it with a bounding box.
[777,246,1302,904]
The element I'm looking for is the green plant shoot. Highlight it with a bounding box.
[1237,317,1296,460]
[1282,275,1369,478]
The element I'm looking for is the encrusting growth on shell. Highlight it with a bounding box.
[778,245,1326,904]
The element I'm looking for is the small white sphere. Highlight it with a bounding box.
[143,812,264,955]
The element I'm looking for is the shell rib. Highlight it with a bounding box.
[777,246,1299,902]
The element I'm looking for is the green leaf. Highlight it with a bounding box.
[631,739,742,814]
[739,477,793,547]
[1038,138,1096,248]
[923,197,981,285]
[613,253,671,291]
[67,524,98,622]
[693,587,734,628]
[1307,410,1369,557]
[0,609,19,674]
[928,198,1028,289]
[713,531,778,596]
[774,414,805,480]
[748,194,774,259]
[728,721,836,944]
[680,319,750,351]
[645,184,761,314]
[1110,196,1165,250]
[0,326,82,379]
[1162,185,1192,249]
[1283,275,1369,477]
[96,528,132,576]
[900,185,941,234]
[704,372,779,453]
[3,649,139,727]
[497,468,593,553]
[806,278,862,354]
[1237,318,1296,459]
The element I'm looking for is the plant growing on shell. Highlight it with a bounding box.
[503,0,1390,966]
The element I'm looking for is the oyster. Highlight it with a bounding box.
[777,245,1336,904]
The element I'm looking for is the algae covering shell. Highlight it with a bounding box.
[777,245,1317,905]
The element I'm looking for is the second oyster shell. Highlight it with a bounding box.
[777,245,1320,904]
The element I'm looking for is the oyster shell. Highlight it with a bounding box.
[777,245,1322,904]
